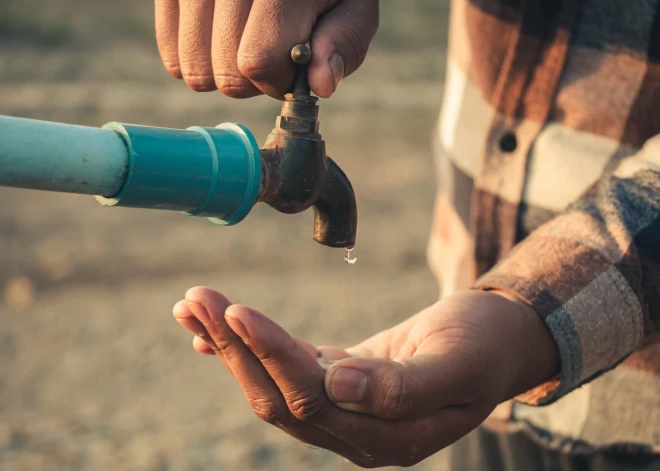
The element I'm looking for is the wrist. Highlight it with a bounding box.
[488,289,560,400]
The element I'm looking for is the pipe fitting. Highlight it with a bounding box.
[96,122,261,225]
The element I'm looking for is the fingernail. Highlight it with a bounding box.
[328,53,344,92]
[186,301,211,326]
[317,358,336,371]
[318,348,351,361]
[225,312,248,339]
[329,368,366,404]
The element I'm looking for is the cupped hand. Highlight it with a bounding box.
[155,0,379,99]
[173,287,558,467]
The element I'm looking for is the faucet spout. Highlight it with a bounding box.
[313,158,357,248]
[257,121,358,249]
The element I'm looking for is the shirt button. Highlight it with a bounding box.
[499,131,517,153]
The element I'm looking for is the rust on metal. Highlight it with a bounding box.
[257,44,357,249]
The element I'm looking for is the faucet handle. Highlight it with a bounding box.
[290,44,312,96]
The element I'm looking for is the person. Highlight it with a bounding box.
[158,0,660,468]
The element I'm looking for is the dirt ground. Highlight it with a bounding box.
[0,2,453,469]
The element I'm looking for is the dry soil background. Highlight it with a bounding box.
[0,2,452,470]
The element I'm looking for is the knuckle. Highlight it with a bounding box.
[213,338,239,362]
[214,74,255,98]
[182,72,216,92]
[237,50,279,83]
[255,350,275,362]
[334,20,374,68]
[379,368,413,419]
[287,388,325,422]
[254,336,296,363]
[249,397,289,425]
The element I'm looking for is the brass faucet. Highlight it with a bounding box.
[257,44,357,249]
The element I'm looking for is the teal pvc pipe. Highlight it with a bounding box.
[0,115,262,225]
[96,121,262,225]
[0,115,129,196]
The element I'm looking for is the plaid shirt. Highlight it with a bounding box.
[429,0,660,451]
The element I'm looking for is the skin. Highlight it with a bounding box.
[154,0,380,98]
[173,287,559,467]
[159,2,559,466]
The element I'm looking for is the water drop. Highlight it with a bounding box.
[344,247,357,265]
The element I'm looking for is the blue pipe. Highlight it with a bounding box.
[0,115,262,226]
[0,116,129,196]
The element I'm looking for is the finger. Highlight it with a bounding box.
[298,341,351,371]
[314,346,351,370]
[155,0,182,78]
[178,0,217,91]
[317,346,352,361]
[174,299,224,359]
[186,286,288,393]
[184,287,238,356]
[223,307,352,424]
[193,335,215,355]
[309,0,379,97]
[176,293,235,371]
[237,0,337,98]
[324,355,470,420]
[186,289,313,420]
[224,304,331,420]
[211,0,260,98]
[344,311,422,359]
[184,288,370,463]
[226,304,494,466]
[173,299,208,338]
[295,338,320,359]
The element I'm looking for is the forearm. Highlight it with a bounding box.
[489,290,560,401]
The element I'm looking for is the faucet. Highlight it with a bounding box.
[0,45,357,252]
[258,45,357,249]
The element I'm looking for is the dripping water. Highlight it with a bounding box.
[344,247,357,265]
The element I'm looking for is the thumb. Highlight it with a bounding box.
[324,354,460,420]
[308,0,379,98]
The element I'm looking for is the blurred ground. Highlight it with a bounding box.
[0,2,451,470]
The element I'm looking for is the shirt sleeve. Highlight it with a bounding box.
[474,134,660,406]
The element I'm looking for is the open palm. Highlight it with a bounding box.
[173,287,556,467]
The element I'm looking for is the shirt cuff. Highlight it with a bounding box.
[473,226,645,405]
